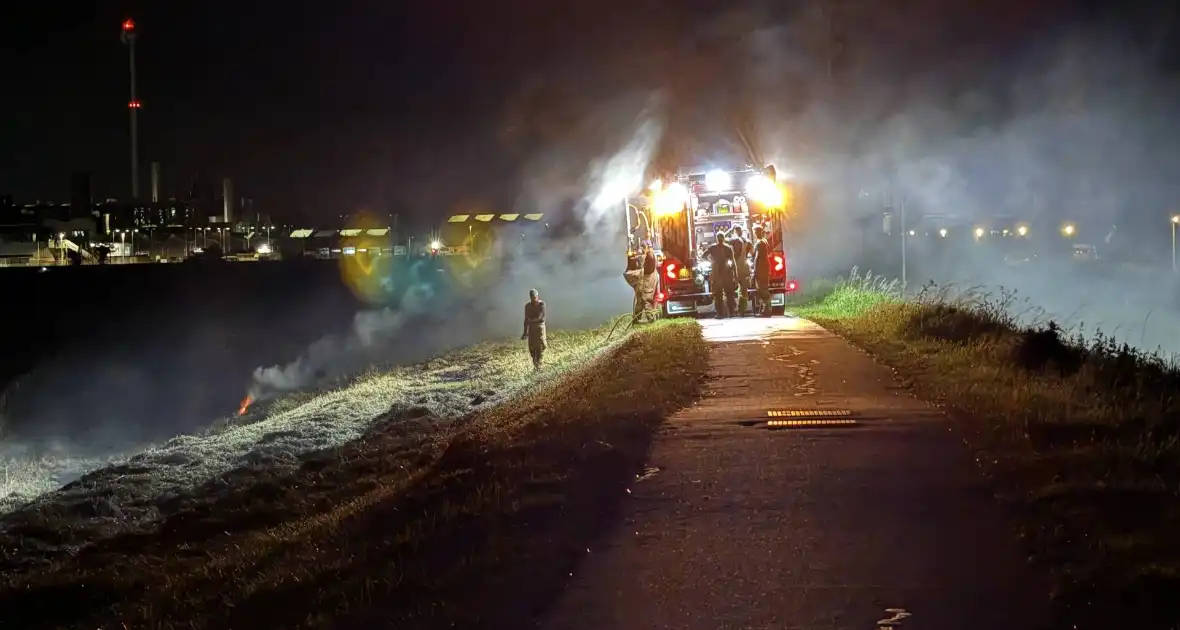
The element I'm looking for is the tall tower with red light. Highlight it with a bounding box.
[120,18,140,200]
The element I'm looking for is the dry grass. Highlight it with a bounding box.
[794,270,1180,630]
[0,326,628,539]
[0,319,708,630]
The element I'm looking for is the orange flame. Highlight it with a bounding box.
[238,395,253,416]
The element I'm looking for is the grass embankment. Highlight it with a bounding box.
[1,320,708,630]
[0,327,636,531]
[794,270,1180,629]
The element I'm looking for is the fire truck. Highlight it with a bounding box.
[625,164,798,317]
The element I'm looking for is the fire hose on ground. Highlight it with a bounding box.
[605,312,638,342]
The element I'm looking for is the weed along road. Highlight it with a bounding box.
[538,316,1053,630]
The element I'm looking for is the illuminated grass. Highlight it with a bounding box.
[0,324,632,556]
[788,266,902,319]
[795,268,1180,629]
[0,319,708,630]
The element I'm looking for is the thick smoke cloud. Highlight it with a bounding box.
[711,2,1180,352]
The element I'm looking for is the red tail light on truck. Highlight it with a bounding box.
[771,253,785,274]
[664,260,681,281]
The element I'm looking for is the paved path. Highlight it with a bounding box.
[538,317,1054,630]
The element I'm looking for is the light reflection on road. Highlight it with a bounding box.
[696,315,826,342]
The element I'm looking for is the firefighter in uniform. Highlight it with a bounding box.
[706,232,738,318]
[639,242,658,320]
[522,288,547,370]
[624,242,659,323]
[751,225,772,317]
[728,226,752,315]
[625,249,642,317]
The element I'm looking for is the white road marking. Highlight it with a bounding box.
[878,607,912,627]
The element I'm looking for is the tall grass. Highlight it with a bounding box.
[789,267,902,319]
[792,267,1180,629]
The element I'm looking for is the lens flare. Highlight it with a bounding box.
[338,211,397,305]
[438,203,500,289]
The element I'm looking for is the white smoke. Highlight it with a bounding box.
[249,281,437,399]
[246,103,665,401]
[586,113,665,231]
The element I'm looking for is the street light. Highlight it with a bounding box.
[938,228,948,238]
[974,227,984,239]
[1171,215,1179,273]
[1062,223,1076,238]
[1017,225,1028,237]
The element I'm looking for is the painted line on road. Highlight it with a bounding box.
[877,607,912,627]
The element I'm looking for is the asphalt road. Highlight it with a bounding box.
[537,317,1054,630]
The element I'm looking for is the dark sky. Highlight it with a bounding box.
[1,0,1172,225]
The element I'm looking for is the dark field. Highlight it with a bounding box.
[1,260,370,445]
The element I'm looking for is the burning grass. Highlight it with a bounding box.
[0,319,708,630]
[793,269,1180,630]
[0,324,633,562]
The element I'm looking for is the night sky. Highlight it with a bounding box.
[1,0,1172,226]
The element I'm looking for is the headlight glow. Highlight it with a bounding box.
[705,169,732,192]
[745,174,785,209]
[653,182,689,217]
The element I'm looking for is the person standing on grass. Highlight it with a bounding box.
[633,241,659,322]
[522,288,547,370]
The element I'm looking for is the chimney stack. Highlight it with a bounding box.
[222,177,234,223]
[70,172,92,219]
[151,162,160,203]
